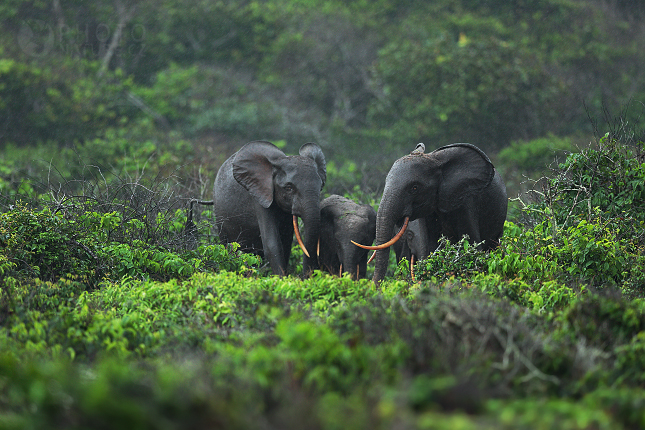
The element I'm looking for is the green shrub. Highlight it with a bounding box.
[555,219,629,285]
[0,204,103,285]
[556,293,645,352]
[134,64,283,138]
[498,135,577,174]
[411,236,487,282]
[534,132,645,229]
[582,388,645,429]
[0,58,138,147]
[487,397,615,430]
[0,202,261,289]
[369,29,562,148]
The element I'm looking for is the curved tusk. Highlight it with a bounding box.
[317,238,320,257]
[351,217,410,250]
[410,254,417,283]
[293,215,310,258]
[367,251,376,264]
[339,263,343,276]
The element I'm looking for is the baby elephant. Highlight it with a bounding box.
[318,195,376,280]
[393,217,429,267]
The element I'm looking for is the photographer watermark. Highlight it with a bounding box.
[18,19,145,60]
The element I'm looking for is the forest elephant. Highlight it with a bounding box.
[392,217,430,274]
[318,194,376,280]
[353,143,507,285]
[213,140,326,276]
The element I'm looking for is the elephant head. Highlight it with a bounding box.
[392,217,430,276]
[215,140,326,275]
[353,143,507,284]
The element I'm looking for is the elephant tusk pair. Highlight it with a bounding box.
[352,216,410,251]
[293,215,311,258]
[337,264,360,279]
[368,249,418,280]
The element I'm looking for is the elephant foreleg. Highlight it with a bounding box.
[442,208,481,248]
[257,205,291,276]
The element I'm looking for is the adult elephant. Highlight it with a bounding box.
[353,143,507,284]
[318,194,376,280]
[213,140,326,276]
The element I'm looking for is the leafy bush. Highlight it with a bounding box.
[369,29,561,149]
[1,265,645,428]
[498,134,576,174]
[410,236,487,282]
[535,131,645,228]
[134,64,284,139]
[556,293,645,352]
[0,58,139,147]
[0,204,104,285]
[0,200,259,288]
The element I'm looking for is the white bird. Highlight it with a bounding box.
[411,143,425,155]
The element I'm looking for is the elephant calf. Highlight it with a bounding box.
[392,217,429,271]
[318,194,376,280]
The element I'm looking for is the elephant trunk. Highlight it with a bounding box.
[372,191,405,285]
[298,204,321,274]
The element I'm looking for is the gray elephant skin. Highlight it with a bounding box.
[213,140,326,276]
[364,143,507,284]
[318,194,376,280]
[392,218,430,265]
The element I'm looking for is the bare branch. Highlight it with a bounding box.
[97,0,136,78]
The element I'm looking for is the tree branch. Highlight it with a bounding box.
[98,0,135,78]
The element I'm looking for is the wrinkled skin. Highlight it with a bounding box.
[214,141,326,276]
[318,195,376,280]
[392,218,430,264]
[371,143,507,284]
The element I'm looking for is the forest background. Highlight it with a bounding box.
[2,0,645,429]
[2,0,645,199]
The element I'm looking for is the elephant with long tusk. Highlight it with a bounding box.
[214,140,326,276]
[353,143,507,285]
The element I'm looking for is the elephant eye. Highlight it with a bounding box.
[409,184,420,194]
[284,184,294,192]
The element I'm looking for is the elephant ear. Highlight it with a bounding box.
[233,141,286,208]
[436,144,496,212]
[299,142,327,187]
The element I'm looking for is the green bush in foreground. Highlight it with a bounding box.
[0,204,259,284]
[2,271,645,429]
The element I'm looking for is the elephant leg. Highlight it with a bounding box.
[426,215,442,252]
[444,208,481,247]
[358,262,367,280]
[278,213,295,270]
[256,204,290,275]
[343,246,367,280]
[460,207,482,246]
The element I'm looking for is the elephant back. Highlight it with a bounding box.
[321,195,375,222]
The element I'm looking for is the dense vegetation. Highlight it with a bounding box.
[2,127,645,428]
[2,0,645,428]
